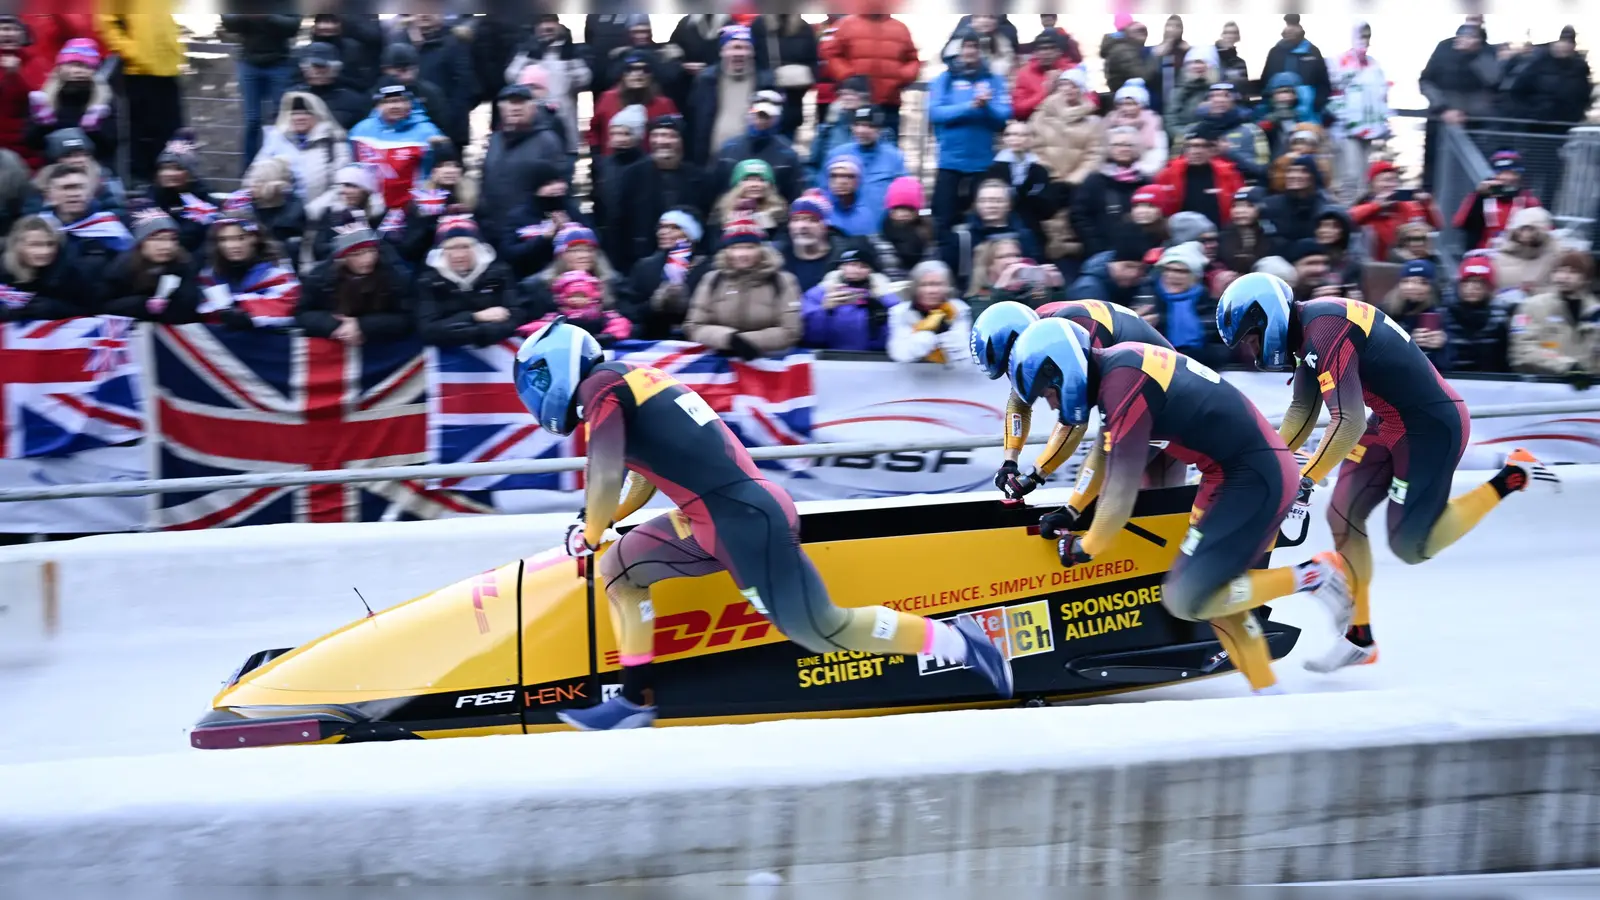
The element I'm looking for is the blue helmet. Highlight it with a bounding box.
[1008,318,1094,427]
[1216,272,1295,370]
[969,301,1040,380]
[513,318,604,436]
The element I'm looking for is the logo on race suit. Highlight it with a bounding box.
[1388,477,1409,505]
[918,600,1054,675]
[1180,527,1202,556]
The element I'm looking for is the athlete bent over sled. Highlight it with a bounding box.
[970,300,1185,501]
[512,320,1014,731]
[1008,318,1350,694]
[1215,272,1560,673]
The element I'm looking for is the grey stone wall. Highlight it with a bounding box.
[180,41,244,192]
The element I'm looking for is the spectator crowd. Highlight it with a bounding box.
[0,11,1595,380]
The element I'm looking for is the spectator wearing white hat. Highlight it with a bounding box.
[1102,78,1168,177]
[712,88,805,204]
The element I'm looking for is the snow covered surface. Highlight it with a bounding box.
[0,467,1595,883]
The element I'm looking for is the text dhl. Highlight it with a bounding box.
[796,650,904,688]
[1058,585,1165,641]
[601,601,771,666]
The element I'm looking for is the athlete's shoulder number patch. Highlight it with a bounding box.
[622,366,680,405]
[1183,356,1221,384]
[675,391,718,426]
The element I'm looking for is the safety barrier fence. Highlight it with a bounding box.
[5,398,1598,505]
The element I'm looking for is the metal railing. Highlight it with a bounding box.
[3,399,1597,505]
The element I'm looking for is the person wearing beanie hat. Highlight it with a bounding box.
[554,222,598,258]
[1383,257,1451,368]
[1103,78,1169,178]
[293,40,370,132]
[820,154,878,237]
[684,211,802,359]
[592,103,652,262]
[1146,240,1218,362]
[529,268,633,346]
[418,209,526,348]
[1064,229,1154,306]
[1013,28,1071,121]
[1168,211,1218,248]
[1440,252,1510,373]
[713,158,786,242]
[615,205,707,340]
[308,163,386,264]
[928,31,1012,229]
[799,238,899,352]
[101,201,205,323]
[350,70,445,213]
[1350,161,1441,263]
[296,206,415,344]
[40,126,129,218]
[789,188,833,224]
[26,36,116,170]
[1510,248,1599,377]
[590,42,679,156]
[1220,185,1276,275]
[194,201,299,332]
[1259,155,1335,251]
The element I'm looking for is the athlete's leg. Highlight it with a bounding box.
[1390,401,1537,562]
[705,480,1013,696]
[595,510,726,706]
[1161,450,1299,692]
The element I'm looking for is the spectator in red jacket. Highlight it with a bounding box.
[18,11,100,92]
[1153,125,1243,228]
[1349,160,1442,262]
[0,18,34,168]
[812,15,845,125]
[822,14,920,137]
[1012,30,1071,121]
[589,49,678,156]
[1454,149,1542,251]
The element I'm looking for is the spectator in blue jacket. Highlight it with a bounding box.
[928,30,1011,230]
[823,105,906,217]
[1067,231,1154,307]
[820,156,878,238]
[799,244,899,351]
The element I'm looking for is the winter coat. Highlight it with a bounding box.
[1155,155,1244,223]
[247,92,351,206]
[1454,186,1542,252]
[1013,56,1070,122]
[1031,95,1105,186]
[1199,106,1271,183]
[307,191,386,263]
[987,151,1056,239]
[1419,42,1502,119]
[800,269,898,351]
[1066,250,1151,308]
[98,250,203,323]
[477,109,569,242]
[0,245,95,322]
[1442,291,1511,373]
[287,80,370,133]
[196,254,300,330]
[470,14,530,105]
[1218,222,1277,274]
[928,59,1011,174]
[1383,285,1453,371]
[1102,107,1169,177]
[505,28,591,156]
[295,246,416,342]
[713,130,806,205]
[43,204,129,284]
[95,5,182,78]
[820,188,878,238]
[808,105,900,180]
[1509,46,1593,125]
[1261,38,1331,120]
[1164,76,1215,143]
[683,246,803,354]
[603,44,686,107]
[619,245,711,340]
[825,139,906,215]
[1509,289,1600,375]
[821,15,921,109]
[589,86,678,155]
[1100,32,1153,97]
[1149,277,1214,357]
[218,15,304,68]
[613,158,714,271]
[500,197,589,280]
[349,106,442,212]
[582,14,639,96]
[941,210,1041,289]
[761,15,820,137]
[1490,212,1561,294]
[416,243,528,347]
[1193,41,1249,91]
[1070,167,1149,258]
[0,65,31,168]
[1262,187,1336,249]
[1350,197,1441,263]
[685,65,777,166]
[18,15,100,92]
[27,73,115,167]
[1144,44,1191,115]
[1327,49,1391,141]
[394,24,478,148]
[887,296,972,364]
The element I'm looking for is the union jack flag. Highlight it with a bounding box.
[0,317,143,459]
[425,339,814,495]
[151,325,487,529]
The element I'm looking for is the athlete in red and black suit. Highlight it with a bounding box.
[1011,319,1337,694]
[554,358,1013,729]
[1274,296,1559,671]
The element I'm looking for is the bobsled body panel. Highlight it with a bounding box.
[197,487,1299,748]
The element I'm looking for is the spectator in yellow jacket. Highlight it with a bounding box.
[95,2,184,183]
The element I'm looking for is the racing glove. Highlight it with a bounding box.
[564,521,594,558]
[1058,533,1093,568]
[1286,476,1315,522]
[995,460,1046,499]
[1038,506,1080,540]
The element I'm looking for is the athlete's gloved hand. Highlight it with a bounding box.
[564,521,595,557]
[995,460,1045,499]
[1058,534,1093,568]
[1287,476,1315,522]
[1038,506,1080,539]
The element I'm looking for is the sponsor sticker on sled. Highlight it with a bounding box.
[918,600,1053,675]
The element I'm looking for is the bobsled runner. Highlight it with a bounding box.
[192,486,1304,749]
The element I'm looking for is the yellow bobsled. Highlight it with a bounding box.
[191,487,1302,749]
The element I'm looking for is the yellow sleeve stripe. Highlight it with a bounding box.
[1139,346,1177,390]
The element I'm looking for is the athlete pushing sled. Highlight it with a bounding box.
[1215,272,1561,672]
[512,319,1014,731]
[1005,318,1355,694]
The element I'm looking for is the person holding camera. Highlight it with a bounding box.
[1350,160,1440,263]
[1453,149,1541,251]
